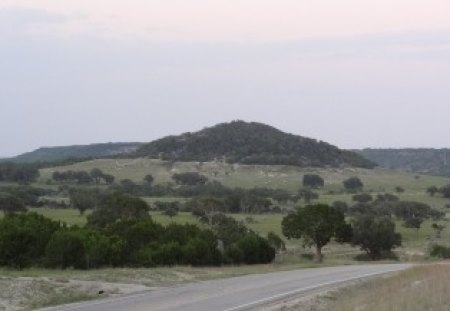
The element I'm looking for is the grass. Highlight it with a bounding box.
[38,158,450,194]
[285,264,450,311]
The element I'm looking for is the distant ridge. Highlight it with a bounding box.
[9,142,143,163]
[356,148,450,177]
[133,121,376,168]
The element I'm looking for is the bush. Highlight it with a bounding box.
[237,233,276,264]
[45,229,87,269]
[430,244,450,259]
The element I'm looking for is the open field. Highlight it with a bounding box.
[38,158,450,194]
[278,264,450,311]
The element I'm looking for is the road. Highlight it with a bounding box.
[39,264,412,311]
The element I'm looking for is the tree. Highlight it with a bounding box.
[282,204,349,262]
[144,174,154,185]
[87,192,150,227]
[343,177,363,193]
[69,188,99,215]
[439,185,450,198]
[297,189,319,204]
[351,216,402,260]
[427,186,439,197]
[172,172,208,186]
[432,223,445,239]
[102,174,115,185]
[90,168,104,184]
[302,174,324,189]
[0,193,27,215]
[162,207,178,218]
[352,193,373,203]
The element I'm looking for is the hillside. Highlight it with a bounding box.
[357,149,450,177]
[134,121,375,168]
[9,142,143,163]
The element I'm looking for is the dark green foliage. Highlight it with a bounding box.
[357,148,450,177]
[53,170,93,184]
[332,201,349,214]
[87,192,150,227]
[134,121,375,168]
[9,142,142,163]
[267,232,286,252]
[352,193,373,203]
[351,216,402,260]
[0,207,275,270]
[303,174,324,188]
[144,174,154,185]
[0,213,60,269]
[237,233,276,264]
[172,172,208,186]
[282,204,349,262]
[0,162,40,184]
[430,244,450,259]
[69,188,103,215]
[395,186,405,193]
[343,177,364,193]
[427,186,439,196]
[45,229,87,269]
[0,193,27,215]
[297,189,319,203]
[162,207,178,218]
[439,185,450,198]
[375,193,399,202]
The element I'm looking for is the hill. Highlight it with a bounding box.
[9,142,143,163]
[133,121,375,168]
[357,149,450,177]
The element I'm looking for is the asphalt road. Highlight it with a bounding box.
[39,264,412,311]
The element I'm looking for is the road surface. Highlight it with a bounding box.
[39,264,412,311]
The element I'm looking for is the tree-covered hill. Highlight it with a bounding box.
[9,142,143,163]
[356,149,450,177]
[134,121,375,168]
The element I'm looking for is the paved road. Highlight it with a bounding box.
[39,264,412,311]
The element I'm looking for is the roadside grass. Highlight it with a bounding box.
[0,277,97,311]
[287,264,450,311]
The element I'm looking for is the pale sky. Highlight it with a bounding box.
[1,1,450,157]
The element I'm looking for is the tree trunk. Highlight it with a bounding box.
[315,245,323,263]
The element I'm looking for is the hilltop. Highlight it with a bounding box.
[134,121,375,168]
[357,148,450,177]
[8,142,143,163]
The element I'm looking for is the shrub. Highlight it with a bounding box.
[430,244,450,259]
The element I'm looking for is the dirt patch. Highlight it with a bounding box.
[0,277,149,311]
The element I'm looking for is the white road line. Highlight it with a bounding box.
[221,268,405,311]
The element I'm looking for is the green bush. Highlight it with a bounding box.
[430,244,450,259]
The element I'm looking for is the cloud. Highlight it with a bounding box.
[0,7,71,38]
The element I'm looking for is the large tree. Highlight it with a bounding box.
[343,176,364,193]
[351,215,402,260]
[282,204,350,262]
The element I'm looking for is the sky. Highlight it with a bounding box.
[1,0,450,157]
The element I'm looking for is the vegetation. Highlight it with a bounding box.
[351,216,402,260]
[285,265,450,311]
[302,174,324,188]
[134,121,376,168]
[357,148,450,177]
[0,162,40,184]
[343,176,364,193]
[282,204,351,262]
[8,142,142,163]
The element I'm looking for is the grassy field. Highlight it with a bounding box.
[281,264,450,311]
[38,158,450,194]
